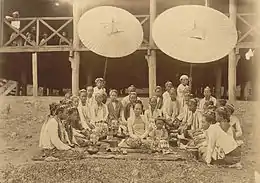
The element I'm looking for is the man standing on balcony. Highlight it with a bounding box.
[5,11,22,46]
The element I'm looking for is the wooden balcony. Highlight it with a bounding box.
[0,13,258,53]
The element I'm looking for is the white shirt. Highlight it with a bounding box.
[162,91,170,104]
[39,117,71,150]
[162,100,179,120]
[77,101,89,129]
[198,96,217,110]
[90,103,108,124]
[11,21,20,30]
[205,124,238,163]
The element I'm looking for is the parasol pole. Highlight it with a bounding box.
[72,0,81,96]
[103,58,108,80]
[189,64,193,91]
[228,0,237,102]
[148,0,157,97]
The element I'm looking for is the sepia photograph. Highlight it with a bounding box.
[0,0,259,182]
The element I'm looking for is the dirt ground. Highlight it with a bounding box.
[0,96,259,183]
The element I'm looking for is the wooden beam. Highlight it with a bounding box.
[0,0,4,46]
[228,0,238,102]
[32,53,38,97]
[72,1,81,96]
[148,0,157,98]
[36,18,40,46]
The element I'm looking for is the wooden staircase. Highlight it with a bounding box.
[0,79,17,96]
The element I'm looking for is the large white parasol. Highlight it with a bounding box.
[78,6,143,58]
[152,5,238,63]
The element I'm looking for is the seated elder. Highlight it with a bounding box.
[89,92,109,139]
[39,104,72,151]
[107,89,127,136]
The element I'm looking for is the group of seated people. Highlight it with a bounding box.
[39,75,243,167]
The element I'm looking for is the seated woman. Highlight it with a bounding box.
[39,104,72,151]
[144,96,163,130]
[149,117,169,151]
[205,107,241,166]
[89,92,109,139]
[225,103,243,139]
[122,92,139,122]
[107,89,127,136]
[119,101,151,149]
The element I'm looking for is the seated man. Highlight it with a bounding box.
[198,86,217,110]
[107,89,127,136]
[122,92,139,122]
[154,86,164,110]
[121,85,141,107]
[162,87,179,128]
[89,92,109,139]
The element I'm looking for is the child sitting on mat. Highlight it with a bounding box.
[149,117,169,152]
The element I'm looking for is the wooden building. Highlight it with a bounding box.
[0,0,258,100]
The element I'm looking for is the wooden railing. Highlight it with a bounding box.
[0,13,258,52]
[2,15,150,48]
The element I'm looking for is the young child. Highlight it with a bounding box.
[198,86,217,110]
[144,96,163,130]
[154,86,164,110]
[162,81,173,104]
[71,96,79,108]
[149,117,169,152]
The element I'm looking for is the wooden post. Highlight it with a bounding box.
[0,0,4,46]
[215,64,222,99]
[72,1,81,96]
[228,0,237,102]
[32,53,38,97]
[148,0,157,97]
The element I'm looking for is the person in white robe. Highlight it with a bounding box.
[177,75,190,114]
[198,86,217,111]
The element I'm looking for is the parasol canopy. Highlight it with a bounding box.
[152,5,238,63]
[78,6,144,58]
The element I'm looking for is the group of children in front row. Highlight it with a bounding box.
[39,76,243,167]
